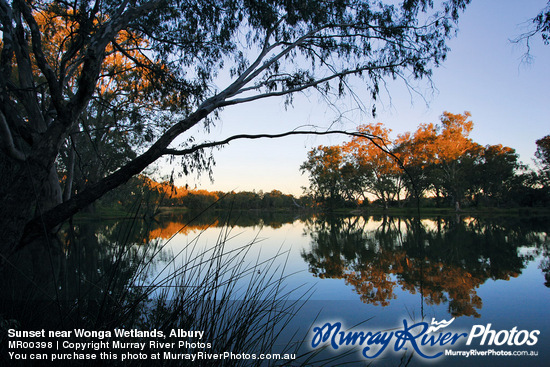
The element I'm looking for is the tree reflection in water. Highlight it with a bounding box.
[0,210,311,366]
[301,214,549,318]
[3,210,547,341]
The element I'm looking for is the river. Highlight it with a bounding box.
[2,211,549,366]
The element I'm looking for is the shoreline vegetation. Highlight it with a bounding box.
[1,211,319,366]
[76,170,550,222]
[81,205,550,221]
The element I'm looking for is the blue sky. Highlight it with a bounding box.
[165,0,550,196]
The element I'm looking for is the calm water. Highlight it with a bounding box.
[3,211,549,366]
[153,212,550,366]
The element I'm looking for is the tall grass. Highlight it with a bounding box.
[1,202,325,366]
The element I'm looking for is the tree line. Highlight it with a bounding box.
[301,112,550,210]
[99,175,308,213]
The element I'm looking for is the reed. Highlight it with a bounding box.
[1,202,341,366]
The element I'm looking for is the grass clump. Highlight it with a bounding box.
[0,206,315,366]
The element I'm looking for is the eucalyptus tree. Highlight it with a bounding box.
[0,0,470,254]
[472,144,521,206]
[516,0,550,50]
[300,145,348,208]
[396,111,480,209]
[343,123,404,208]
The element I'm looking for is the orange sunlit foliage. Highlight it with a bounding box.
[484,144,515,157]
[399,258,485,318]
[310,145,344,171]
[141,176,183,197]
[302,113,490,207]
[306,240,488,315]
[343,123,404,204]
[344,123,400,176]
[431,111,481,164]
[343,249,406,306]
[395,124,438,169]
[395,112,479,168]
[301,215,526,318]
[33,7,164,102]
[146,220,219,242]
[323,248,486,315]
[139,175,220,202]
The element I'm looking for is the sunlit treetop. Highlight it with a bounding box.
[343,123,400,176]
[396,111,478,166]
[27,5,182,108]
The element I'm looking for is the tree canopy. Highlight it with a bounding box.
[300,112,532,209]
[0,0,471,253]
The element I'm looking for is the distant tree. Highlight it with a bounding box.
[411,112,481,210]
[535,135,550,185]
[338,162,365,204]
[394,127,437,203]
[302,111,540,210]
[300,145,348,209]
[343,123,403,208]
[303,112,491,209]
[471,144,521,206]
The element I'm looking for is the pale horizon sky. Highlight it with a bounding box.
[159,0,550,197]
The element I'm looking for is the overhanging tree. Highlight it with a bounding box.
[0,0,470,255]
[514,0,550,55]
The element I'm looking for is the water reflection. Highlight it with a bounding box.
[301,214,549,318]
[2,211,547,326]
[0,210,303,302]
[0,211,309,366]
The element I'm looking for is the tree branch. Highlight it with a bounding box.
[162,128,420,207]
[162,129,386,157]
[18,0,65,112]
[39,1,162,161]
[232,26,324,93]
[17,97,217,252]
[219,60,407,108]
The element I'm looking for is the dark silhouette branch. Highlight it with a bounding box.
[220,61,408,108]
[162,128,419,201]
[163,130,382,156]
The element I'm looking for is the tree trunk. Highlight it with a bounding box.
[0,158,34,256]
[0,152,62,257]
[62,143,75,202]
